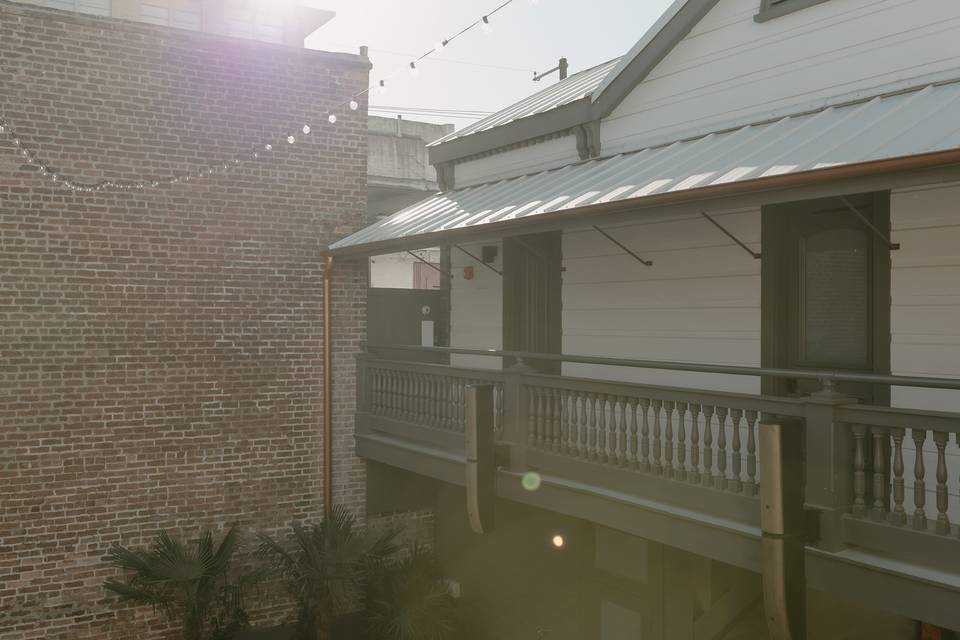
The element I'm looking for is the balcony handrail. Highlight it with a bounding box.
[365,344,960,392]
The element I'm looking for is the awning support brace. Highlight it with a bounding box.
[592,225,653,266]
[839,196,900,251]
[701,211,761,259]
[454,245,503,276]
[405,250,453,278]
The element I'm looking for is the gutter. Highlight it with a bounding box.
[324,148,960,258]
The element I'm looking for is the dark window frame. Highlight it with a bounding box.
[755,0,832,22]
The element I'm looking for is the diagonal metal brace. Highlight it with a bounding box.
[405,250,453,278]
[701,211,761,259]
[454,245,503,276]
[592,225,653,266]
[838,196,900,250]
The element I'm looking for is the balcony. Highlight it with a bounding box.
[354,347,960,630]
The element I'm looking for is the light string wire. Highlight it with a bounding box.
[0,0,524,194]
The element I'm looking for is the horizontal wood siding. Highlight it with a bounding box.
[454,135,580,188]
[602,0,960,155]
[561,208,762,393]
[450,241,503,369]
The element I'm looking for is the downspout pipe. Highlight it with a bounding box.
[322,255,334,517]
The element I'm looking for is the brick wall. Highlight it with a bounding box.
[0,2,371,637]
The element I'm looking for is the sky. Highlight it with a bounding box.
[305,0,676,131]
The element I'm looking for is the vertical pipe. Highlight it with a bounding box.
[323,255,334,517]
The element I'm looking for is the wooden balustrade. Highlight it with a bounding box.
[839,405,960,538]
[360,355,960,555]
[521,380,782,497]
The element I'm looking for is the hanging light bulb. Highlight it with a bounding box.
[328,114,337,124]
[377,79,387,96]
[287,135,295,144]
[481,15,492,33]
[264,143,273,151]
[349,100,359,111]
[302,124,311,135]
[409,61,419,77]
[433,39,447,54]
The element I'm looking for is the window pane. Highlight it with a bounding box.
[800,227,869,368]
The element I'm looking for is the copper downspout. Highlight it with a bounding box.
[322,255,334,517]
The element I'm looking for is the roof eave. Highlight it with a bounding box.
[427,97,594,165]
[327,149,960,258]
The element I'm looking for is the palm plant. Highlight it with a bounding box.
[365,545,459,640]
[257,506,400,640]
[103,527,257,640]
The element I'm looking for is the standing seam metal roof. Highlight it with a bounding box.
[332,80,960,251]
[427,58,622,146]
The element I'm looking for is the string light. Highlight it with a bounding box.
[0,0,529,193]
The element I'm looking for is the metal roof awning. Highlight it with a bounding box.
[331,81,960,255]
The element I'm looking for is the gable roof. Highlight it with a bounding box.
[427,0,719,165]
[429,58,621,147]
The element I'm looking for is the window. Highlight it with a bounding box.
[755,0,832,22]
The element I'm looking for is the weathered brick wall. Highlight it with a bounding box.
[0,2,370,637]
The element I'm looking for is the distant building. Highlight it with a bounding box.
[367,115,453,289]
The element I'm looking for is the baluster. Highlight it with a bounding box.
[890,427,906,525]
[627,398,638,469]
[715,407,728,490]
[616,397,627,467]
[413,374,422,422]
[689,404,701,485]
[676,402,688,482]
[617,396,632,467]
[934,431,950,535]
[663,401,675,479]
[871,426,887,521]
[597,393,610,462]
[392,371,400,417]
[745,409,758,496]
[729,408,743,494]
[550,389,562,452]
[559,391,569,455]
[369,369,379,413]
[541,388,552,450]
[912,429,927,530]
[421,375,430,423]
[702,405,714,487]
[444,377,454,430]
[651,399,663,475]
[588,393,599,460]
[852,424,867,517]
[578,392,588,458]
[400,372,410,419]
[639,399,651,472]
[426,376,437,426]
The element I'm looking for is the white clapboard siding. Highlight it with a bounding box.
[602,0,960,155]
[561,208,761,393]
[450,242,503,369]
[455,135,581,188]
[890,182,960,522]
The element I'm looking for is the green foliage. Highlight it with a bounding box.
[104,527,261,640]
[257,506,400,640]
[365,545,459,640]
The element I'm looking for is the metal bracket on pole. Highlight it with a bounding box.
[592,225,653,266]
[838,196,900,250]
[702,211,761,259]
[454,245,503,276]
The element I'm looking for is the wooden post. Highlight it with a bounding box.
[802,388,854,551]
[759,420,806,640]
[465,384,495,534]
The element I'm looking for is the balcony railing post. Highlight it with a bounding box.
[802,385,856,551]
[501,369,529,470]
